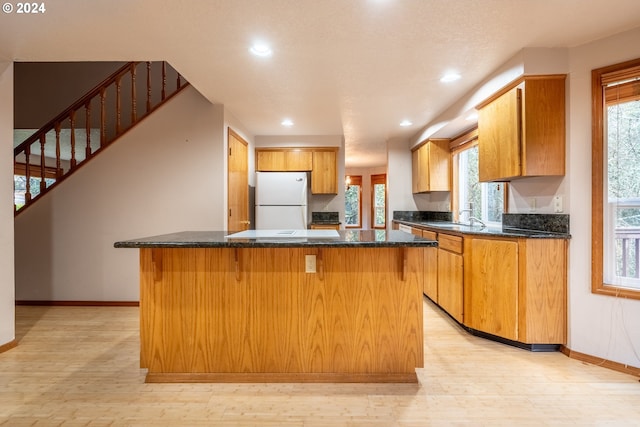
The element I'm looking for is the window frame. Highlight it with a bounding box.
[592,57,640,300]
[450,128,508,224]
[370,173,386,229]
[344,175,362,229]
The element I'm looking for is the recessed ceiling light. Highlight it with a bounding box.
[400,120,412,127]
[281,119,294,126]
[249,42,272,57]
[466,112,478,121]
[440,72,461,83]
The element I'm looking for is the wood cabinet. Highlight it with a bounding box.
[310,223,340,230]
[392,220,567,346]
[477,75,566,182]
[421,230,438,301]
[256,149,312,171]
[255,147,338,195]
[464,236,567,344]
[311,149,338,194]
[466,238,519,340]
[411,139,450,193]
[437,233,464,323]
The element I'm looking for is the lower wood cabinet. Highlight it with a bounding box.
[421,230,438,301]
[309,224,340,230]
[464,236,567,345]
[437,233,464,323]
[393,221,566,345]
[466,238,519,341]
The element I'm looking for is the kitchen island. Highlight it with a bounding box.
[115,230,436,383]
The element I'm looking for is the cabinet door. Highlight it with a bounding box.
[285,150,313,171]
[521,78,566,177]
[311,150,337,194]
[411,146,429,193]
[437,248,463,323]
[468,238,518,340]
[423,246,438,301]
[427,139,450,191]
[478,87,521,181]
[411,149,420,194]
[256,150,286,171]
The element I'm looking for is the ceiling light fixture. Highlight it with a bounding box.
[440,72,461,83]
[466,112,478,121]
[249,42,272,57]
[281,119,294,126]
[400,120,413,127]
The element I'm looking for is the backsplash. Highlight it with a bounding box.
[502,213,570,234]
[393,211,453,222]
[393,211,570,235]
[311,211,340,224]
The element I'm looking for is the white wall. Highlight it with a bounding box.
[0,62,15,347]
[254,135,345,226]
[14,86,227,301]
[14,62,124,128]
[386,137,417,224]
[566,27,640,368]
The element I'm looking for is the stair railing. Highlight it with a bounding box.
[14,61,189,213]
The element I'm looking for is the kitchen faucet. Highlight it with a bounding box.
[459,203,486,228]
[468,216,486,228]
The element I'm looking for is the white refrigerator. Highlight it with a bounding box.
[255,172,308,229]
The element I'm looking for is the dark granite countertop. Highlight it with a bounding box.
[114,230,438,249]
[394,220,570,239]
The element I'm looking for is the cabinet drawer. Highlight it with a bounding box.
[410,227,423,237]
[438,233,463,254]
[422,230,437,240]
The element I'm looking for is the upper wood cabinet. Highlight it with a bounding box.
[311,149,338,194]
[256,149,313,171]
[411,139,450,193]
[255,147,338,194]
[477,75,566,182]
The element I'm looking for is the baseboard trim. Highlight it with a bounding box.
[561,345,640,378]
[15,300,139,307]
[145,372,419,384]
[0,339,17,354]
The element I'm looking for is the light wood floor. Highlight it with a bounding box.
[1,299,638,427]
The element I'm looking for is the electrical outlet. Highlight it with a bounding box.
[305,255,316,273]
[554,195,563,213]
[529,198,537,212]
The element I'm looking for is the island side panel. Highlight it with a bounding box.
[139,246,424,382]
[302,247,424,374]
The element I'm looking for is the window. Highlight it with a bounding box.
[345,175,362,228]
[592,58,640,299]
[452,134,505,225]
[14,163,57,210]
[371,174,386,229]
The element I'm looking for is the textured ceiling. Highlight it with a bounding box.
[2,0,640,167]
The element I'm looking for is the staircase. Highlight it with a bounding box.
[13,61,189,214]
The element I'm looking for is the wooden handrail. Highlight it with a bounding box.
[14,61,189,213]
